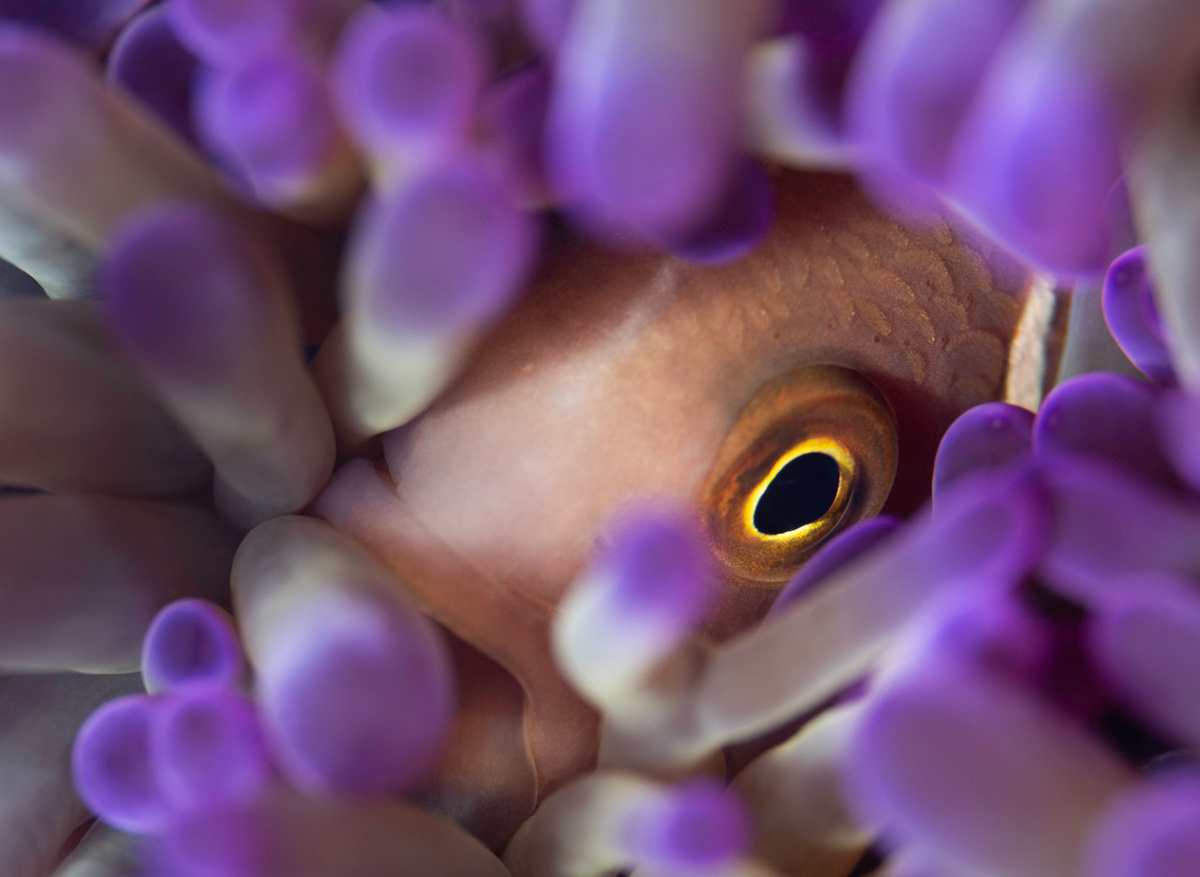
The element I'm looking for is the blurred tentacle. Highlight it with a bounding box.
[0,298,211,498]
[504,773,767,877]
[843,658,1134,877]
[231,515,455,797]
[730,702,871,877]
[50,823,140,877]
[1127,84,1200,391]
[164,793,510,877]
[105,6,202,149]
[315,158,536,448]
[0,197,91,300]
[141,599,246,695]
[0,0,153,55]
[572,467,1045,773]
[195,49,366,223]
[311,458,600,803]
[0,495,236,673]
[0,673,142,877]
[100,203,335,529]
[0,24,234,269]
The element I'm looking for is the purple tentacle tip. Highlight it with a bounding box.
[627,779,751,876]
[933,402,1034,499]
[1103,246,1176,385]
[331,4,484,156]
[99,202,257,382]
[1034,373,1175,488]
[142,599,245,694]
[545,2,747,242]
[949,58,1122,278]
[152,687,273,812]
[1085,777,1200,877]
[666,160,775,266]
[357,158,537,335]
[107,7,201,146]
[72,694,172,834]
[197,51,338,193]
[598,504,715,631]
[554,502,716,702]
[258,593,455,796]
[847,0,1022,204]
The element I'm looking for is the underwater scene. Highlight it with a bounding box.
[0,1,1198,876]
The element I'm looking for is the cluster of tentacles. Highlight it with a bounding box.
[2,1,1200,877]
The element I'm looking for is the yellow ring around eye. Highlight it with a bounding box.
[742,437,857,543]
[701,365,898,585]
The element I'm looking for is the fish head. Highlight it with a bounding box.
[314,168,1048,845]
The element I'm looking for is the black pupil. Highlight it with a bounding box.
[753,452,841,536]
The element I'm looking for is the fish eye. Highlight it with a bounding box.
[748,438,853,537]
[702,365,897,584]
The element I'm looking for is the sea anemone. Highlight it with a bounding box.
[1,1,1199,876]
